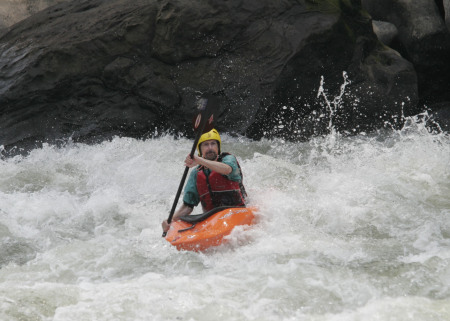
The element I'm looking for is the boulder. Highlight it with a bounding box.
[0,0,67,32]
[372,20,398,46]
[0,0,421,153]
[429,102,450,132]
[445,0,450,30]
[362,0,450,106]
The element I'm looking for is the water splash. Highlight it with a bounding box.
[317,71,351,132]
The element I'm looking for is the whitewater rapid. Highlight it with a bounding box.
[0,116,449,320]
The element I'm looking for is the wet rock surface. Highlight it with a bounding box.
[0,0,448,154]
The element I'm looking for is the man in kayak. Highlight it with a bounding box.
[162,128,247,232]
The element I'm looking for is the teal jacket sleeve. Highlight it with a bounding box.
[182,168,200,207]
[221,154,242,182]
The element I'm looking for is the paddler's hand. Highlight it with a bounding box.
[162,219,170,233]
[184,154,199,168]
[163,204,193,233]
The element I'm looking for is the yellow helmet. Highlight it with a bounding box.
[197,128,221,156]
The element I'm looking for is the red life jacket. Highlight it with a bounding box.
[196,153,247,212]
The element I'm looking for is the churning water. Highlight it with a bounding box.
[0,114,449,320]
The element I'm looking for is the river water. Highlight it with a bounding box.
[0,114,449,320]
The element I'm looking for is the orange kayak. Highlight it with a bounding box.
[165,206,257,252]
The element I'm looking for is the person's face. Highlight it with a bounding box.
[200,140,219,160]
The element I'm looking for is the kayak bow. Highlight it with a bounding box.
[165,206,257,251]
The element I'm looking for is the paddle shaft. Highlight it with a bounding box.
[166,135,201,225]
[162,96,217,237]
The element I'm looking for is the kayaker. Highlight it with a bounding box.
[162,128,247,232]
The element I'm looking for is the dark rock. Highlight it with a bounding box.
[0,0,423,153]
[0,0,67,32]
[362,0,450,107]
[372,20,398,46]
[435,0,446,20]
[429,102,450,132]
[446,0,450,30]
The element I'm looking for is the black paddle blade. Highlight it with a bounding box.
[192,95,218,133]
[192,113,215,133]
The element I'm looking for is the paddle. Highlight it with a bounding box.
[162,95,218,237]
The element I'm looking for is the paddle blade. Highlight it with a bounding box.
[192,95,218,133]
[192,114,215,133]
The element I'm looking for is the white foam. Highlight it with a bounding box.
[0,123,449,320]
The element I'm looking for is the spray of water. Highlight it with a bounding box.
[317,71,351,132]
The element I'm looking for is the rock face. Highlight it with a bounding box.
[0,0,67,31]
[0,0,439,153]
[372,20,398,46]
[362,0,450,107]
[446,0,450,30]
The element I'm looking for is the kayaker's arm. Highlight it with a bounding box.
[186,154,232,175]
[173,203,193,219]
[162,203,193,232]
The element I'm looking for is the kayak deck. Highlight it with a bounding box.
[165,207,257,252]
